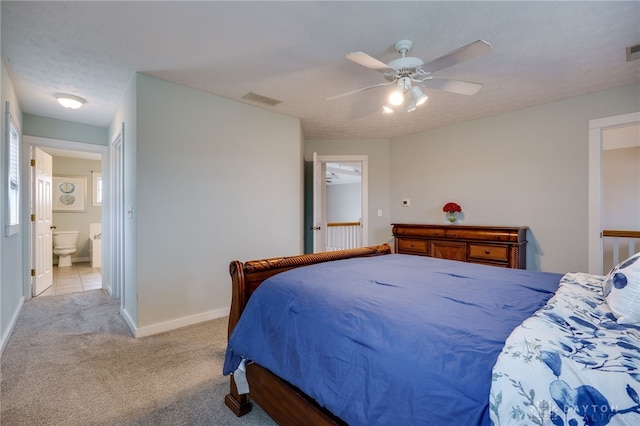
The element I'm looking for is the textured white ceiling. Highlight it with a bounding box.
[2,1,639,140]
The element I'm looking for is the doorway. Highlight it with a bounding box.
[588,112,640,274]
[23,136,110,300]
[305,154,368,253]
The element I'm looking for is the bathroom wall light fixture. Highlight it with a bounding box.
[55,93,86,109]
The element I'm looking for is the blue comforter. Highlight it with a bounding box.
[223,254,561,425]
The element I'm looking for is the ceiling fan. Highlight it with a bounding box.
[327,39,492,113]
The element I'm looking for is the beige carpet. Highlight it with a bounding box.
[0,290,275,425]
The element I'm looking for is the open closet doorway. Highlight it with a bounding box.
[307,153,368,253]
[23,136,111,300]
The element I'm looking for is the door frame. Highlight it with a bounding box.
[588,112,640,274]
[109,124,124,308]
[22,136,111,299]
[311,154,368,252]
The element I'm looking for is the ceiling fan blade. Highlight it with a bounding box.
[422,40,492,73]
[326,82,394,101]
[346,52,396,73]
[423,78,483,95]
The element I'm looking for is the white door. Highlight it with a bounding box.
[312,153,369,253]
[312,152,327,253]
[32,147,54,296]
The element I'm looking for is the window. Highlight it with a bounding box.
[5,103,20,236]
[92,172,102,206]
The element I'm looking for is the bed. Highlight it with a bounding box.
[223,244,640,425]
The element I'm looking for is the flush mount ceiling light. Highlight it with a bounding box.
[55,93,86,109]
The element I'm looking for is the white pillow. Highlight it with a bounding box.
[603,252,640,324]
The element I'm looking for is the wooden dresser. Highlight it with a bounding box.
[392,223,528,269]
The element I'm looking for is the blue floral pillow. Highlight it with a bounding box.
[603,252,640,324]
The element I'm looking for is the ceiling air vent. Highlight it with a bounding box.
[242,91,282,107]
[627,44,640,62]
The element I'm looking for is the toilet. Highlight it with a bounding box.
[53,231,79,267]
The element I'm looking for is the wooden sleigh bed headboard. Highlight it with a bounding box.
[225,243,393,423]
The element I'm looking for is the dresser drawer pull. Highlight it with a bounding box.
[485,249,491,254]
[410,243,415,248]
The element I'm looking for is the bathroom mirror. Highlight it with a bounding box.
[5,102,20,236]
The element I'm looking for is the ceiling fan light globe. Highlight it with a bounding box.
[388,87,405,106]
[411,87,428,106]
[406,97,417,112]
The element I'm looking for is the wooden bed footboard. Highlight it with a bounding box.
[224,243,392,422]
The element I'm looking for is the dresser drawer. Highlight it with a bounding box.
[468,244,509,262]
[397,238,428,254]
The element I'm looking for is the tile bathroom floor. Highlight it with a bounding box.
[39,262,102,297]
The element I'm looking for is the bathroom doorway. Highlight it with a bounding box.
[24,136,109,300]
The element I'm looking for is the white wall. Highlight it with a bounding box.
[133,74,303,332]
[327,183,361,222]
[0,60,24,353]
[604,146,639,231]
[22,114,108,145]
[390,83,640,273]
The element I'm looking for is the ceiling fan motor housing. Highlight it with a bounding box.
[387,57,425,77]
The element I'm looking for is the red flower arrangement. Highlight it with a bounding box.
[442,202,462,213]
[443,202,462,224]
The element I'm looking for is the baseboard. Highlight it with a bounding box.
[130,307,229,338]
[0,295,25,357]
